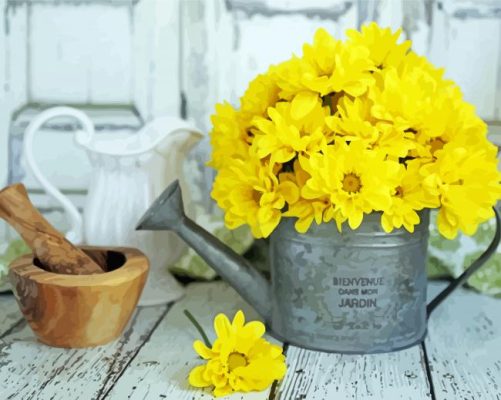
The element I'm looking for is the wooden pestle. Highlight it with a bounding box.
[0,183,103,275]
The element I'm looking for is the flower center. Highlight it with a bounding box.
[342,173,362,193]
[429,138,445,155]
[395,186,404,198]
[252,190,262,203]
[228,352,248,371]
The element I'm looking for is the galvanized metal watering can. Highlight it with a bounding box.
[137,180,501,354]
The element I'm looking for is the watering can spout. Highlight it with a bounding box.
[136,180,272,322]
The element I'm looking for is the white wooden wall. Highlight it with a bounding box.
[0,0,181,193]
[180,0,501,131]
[1,0,500,193]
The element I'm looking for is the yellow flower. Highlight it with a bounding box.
[326,95,414,158]
[208,102,251,170]
[302,27,341,77]
[269,56,314,101]
[211,154,298,238]
[269,29,374,120]
[188,311,287,398]
[208,24,501,239]
[252,100,330,165]
[346,22,411,69]
[381,161,439,233]
[326,95,378,143]
[281,159,336,233]
[413,89,488,159]
[301,141,397,230]
[303,39,374,97]
[240,73,280,124]
[422,145,501,239]
[369,66,435,132]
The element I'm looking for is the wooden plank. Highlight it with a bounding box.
[0,294,23,336]
[274,345,432,400]
[0,305,168,399]
[425,281,501,400]
[107,281,281,400]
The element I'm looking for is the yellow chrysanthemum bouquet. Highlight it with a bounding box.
[210,23,501,240]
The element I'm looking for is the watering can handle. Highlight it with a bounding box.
[427,207,501,316]
[23,106,94,244]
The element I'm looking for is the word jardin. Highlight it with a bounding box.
[339,297,377,309]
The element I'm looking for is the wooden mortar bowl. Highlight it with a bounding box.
[8,246,149,348]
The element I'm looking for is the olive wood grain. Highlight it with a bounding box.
[0,183,102,275]
[9,246,149,348]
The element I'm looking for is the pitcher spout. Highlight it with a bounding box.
[136,180,272,322]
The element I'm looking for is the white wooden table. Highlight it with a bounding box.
[0,280,499,400]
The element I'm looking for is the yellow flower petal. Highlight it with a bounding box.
[193,340,215,360]
[295,214,314,233]
[213,385,233,398]
[381,213,393,233]
[291,91,319,120]
[278,181,300,204]
[348,211,364,230]
[211,372,228,388]
[232,310,245,329]
[189,365,211,388]
[214,313,232,340]
[240,321,266,339]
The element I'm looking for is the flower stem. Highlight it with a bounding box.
[184,309,212,348]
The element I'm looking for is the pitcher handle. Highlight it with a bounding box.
[23,107,94,244]
[427,207,501,316]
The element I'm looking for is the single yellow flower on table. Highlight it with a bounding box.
[189,310,287,398]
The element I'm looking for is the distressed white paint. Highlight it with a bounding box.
[1,1,29,189]
[275,345,431,399]
[0,0,8,188]
[107,282,280,400]
[30,3,132,104]
[426,281,501,400]
[0,305,169,399]
[181,0,359,132]
[428,1,501,120]
[132,0,181,121]
[4,2,29,112]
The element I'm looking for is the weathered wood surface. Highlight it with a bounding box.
[0,280,500,399]
[426,281,501,400]
[275,345,432,400]
[0,304,169,400]
[107,281,278,400]
[0,294,24,336]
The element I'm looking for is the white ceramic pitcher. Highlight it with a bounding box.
[23,106,203,306]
